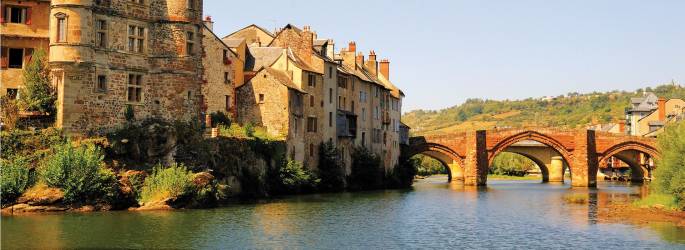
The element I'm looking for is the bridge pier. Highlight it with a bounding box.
[570,130,599,187]
[464,131,488,186]
[548,156,565,182]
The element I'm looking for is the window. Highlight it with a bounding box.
[186,31,194,55]
[309,143,314,156]
[361,132,366,147]
[127,74,143,103]
[130,0,144,4]
[128,25,145,53]
[338,96,342,109]
[4,6,30,24]
[96,75,107,92]
[8,48,23,68]
[328,67,333,79]
[362,108,366,121]
[56,15,67,42]
[6,89,18,100]
[307,117,317,132]
[351,101,355,112]
[329,88,333,103]
[188,0,196,9]
[375,106,379,120]
[359,91,367,103]
[308,74,316,87]
[225,95,231,111]
[258,94,264,104]
[309,95,314,107]
[224,72,229,83]
[375,86,379,97]
[96,20,107,48]
[337,77,347,89]
[329,112,333,127]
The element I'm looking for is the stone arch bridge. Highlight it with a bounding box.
[404,128,659,187]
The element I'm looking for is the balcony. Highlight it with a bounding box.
[336,110,357,138]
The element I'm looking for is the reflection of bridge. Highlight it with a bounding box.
[404,128,659,187]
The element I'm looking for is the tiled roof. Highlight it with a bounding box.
[245,47,283,71]
[286,48,322,74]
[264,68,306,94]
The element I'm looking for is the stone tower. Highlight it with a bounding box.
[49,0,205,133]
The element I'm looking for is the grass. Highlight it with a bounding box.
[487,174,541,180]
[139,164,193,204]
[633,193,679,210]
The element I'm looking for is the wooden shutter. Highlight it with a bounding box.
[0,48,7,68]
[25,7,31,25]
[0,7,5,23]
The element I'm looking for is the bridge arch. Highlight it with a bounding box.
[501,151,551,182]
[488,131,573,169]
[599,141,659,182]
[403,143,464,182]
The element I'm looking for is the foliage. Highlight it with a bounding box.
[140,163,194,203]
[124,104,135,122]
[403,83,685,135]
[1,156,32,203]
[652,121,685,210]
[387,157,419,188]
[279,160,319,193]
[414,155,445,176]
[1,96,20,130]
[39,143,116,203]
[1,128,65,160]
[317,141,345,192]
[218,123,274,140]
[18,49,55,114]
[244,122,255,137]
[349,147,382,190]
[490,152,536,176]
[210,111,231,127]
[634,193,679,210]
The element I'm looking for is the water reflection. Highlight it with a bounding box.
[2,178,684,249]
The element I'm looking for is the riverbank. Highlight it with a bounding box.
[601,203,685,228]
[487,174,540,180]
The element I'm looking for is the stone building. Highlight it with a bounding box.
[0,0,50,99]
[229,24,405,174]
[201,16,242,118]
[626,92,685,137]
[48,0,209,132]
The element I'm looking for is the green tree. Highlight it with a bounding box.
[18,49,56,114]
[279,160,319,193]
[652,121,685,209]
[350,147,382,190]
[317,141,345,192]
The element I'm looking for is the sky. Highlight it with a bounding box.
[204,0,685,112]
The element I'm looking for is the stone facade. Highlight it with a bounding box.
[0,0,50,99]
[201,17,241,118]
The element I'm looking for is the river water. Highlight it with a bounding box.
[2,177,684,249]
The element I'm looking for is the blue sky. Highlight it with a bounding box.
[204,0,685,112]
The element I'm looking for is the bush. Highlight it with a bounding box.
[652,121,685,210]
[317,142,345,192]
[210,111,231,127]
[18,49,55,114]
[1,96,19,130]
[39,143,114,203]
[279,160,319,193]
[1,156,32,204]
[350,147,382,190]
[139,163,194,204]
[124,104,135,122]
[387,157,419,188]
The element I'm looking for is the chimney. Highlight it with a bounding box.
[203,16,214,31]
[658,97,666,121]
[356,52,364,66]
[366,50,377,77]
[379,59,390,80]
[618,120,626,133]
[348,41,356,53]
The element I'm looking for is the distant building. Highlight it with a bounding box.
[626,92,685,137]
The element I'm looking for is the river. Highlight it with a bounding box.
[2,176,684,249]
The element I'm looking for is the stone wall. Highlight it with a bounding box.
[201,26,235,117]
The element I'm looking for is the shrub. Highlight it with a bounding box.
[0,96,19,130]
[244,122,255,137]
[279,160,319,193]
[139,163,194,204]
[39,143,113,203]
[317,142,345,192]
[1,156,32,203]
[350,147,382,190]
[124,104,135,122]
[18,49,55,114]
[652,121,685,210]
[210,111,231,127]
[387,157,419,188]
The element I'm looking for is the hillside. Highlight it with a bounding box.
[402,83,685,136]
